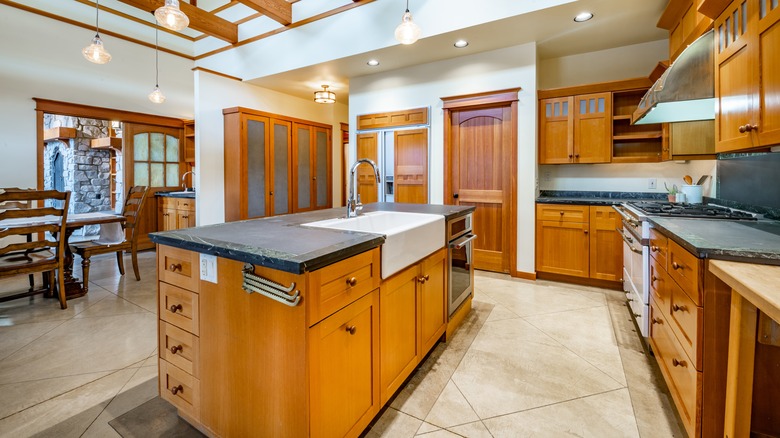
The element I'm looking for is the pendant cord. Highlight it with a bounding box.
[155,26,159,87]
[405,0,410,13]
[95,0,100,37]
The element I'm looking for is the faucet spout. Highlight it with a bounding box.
[347,159,381,218]
[181,170,196,192]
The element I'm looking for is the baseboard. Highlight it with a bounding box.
[536,271,622,290]
[511,270,536,280]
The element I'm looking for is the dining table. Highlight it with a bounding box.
[0,211,126,299]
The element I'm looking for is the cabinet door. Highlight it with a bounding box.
[244,114,270,218]
[394,128,428,204]
[419,249,446,355]
[379,264,420,404]
[270,119,292,216]
[715,0,755,152]
[310,291,379,438]
[293,124,313,212]
[539,97,574,164]
[589,206,622,281]
[535,220,590,277]
[177,210,195,229]
[574,93,612,163]
[356,133,379,204]
[314,127,331,209]
[756,0,780,146]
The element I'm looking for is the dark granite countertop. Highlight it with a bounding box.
[649,217,780,266]
[149,203,475,274]
[537,191,666,206]
[156,191,196,199]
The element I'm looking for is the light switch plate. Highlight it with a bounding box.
[200,254,217,283]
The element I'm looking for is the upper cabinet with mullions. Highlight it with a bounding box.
[223,107,332,222]
[539,93,612,164]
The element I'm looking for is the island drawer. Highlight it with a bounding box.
[667,240,701,305]
[649,256,670,308]
[536,204,589,223]
[160,359,201,421]
[308,248,381,326]
[669,280,703,371]
[158,245,200,292]
[160,282,200,335]
[160,321,200,377]
[649,228,668,268]
[649,299,700,438]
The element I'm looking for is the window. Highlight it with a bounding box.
[133,132,180,187]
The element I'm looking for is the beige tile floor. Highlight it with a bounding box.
[0,252,684,437]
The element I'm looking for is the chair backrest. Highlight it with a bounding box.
[0,189,71,265]
[121,186,149,245]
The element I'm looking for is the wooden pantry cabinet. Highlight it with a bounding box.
[708,0,780,152]
[223,107,332,222]
[647,229,731,437]
[535,204,622,285]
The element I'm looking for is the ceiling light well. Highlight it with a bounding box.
[454,40,469,48]
[367,59,380,66]
[574,12,594,22]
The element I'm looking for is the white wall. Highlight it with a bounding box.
[194,72,348,225]
[349,43,539,275]
[0,4,194,189]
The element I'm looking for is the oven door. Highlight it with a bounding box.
[448,233,476,316]
[620,225,649,336]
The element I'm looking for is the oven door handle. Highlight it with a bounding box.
[618,229,643,254]
[613,205,639,228]
[451,234,477,249]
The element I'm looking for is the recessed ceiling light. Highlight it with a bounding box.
[454,40,469,48]
[574,12,593,22]
[367,59,380,66]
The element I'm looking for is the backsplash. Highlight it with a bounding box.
[715,153,780,219]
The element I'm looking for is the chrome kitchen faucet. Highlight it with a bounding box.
[347,159,380,218]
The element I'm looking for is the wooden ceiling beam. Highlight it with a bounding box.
[115,0,238,43]
[235,0,292,25]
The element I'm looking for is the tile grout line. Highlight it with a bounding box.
[78,359,148,437]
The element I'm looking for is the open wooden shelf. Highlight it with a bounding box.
[614,132,663,141]
[90,137,122,150]
[613,115,633,121]
[43,127,77,142]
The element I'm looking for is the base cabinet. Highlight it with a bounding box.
[157,244,447,438]
[158,197,195,231]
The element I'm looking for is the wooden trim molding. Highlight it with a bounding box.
[222,107,332,130]
[356,107,429,130]
[512,271,537,281]
[235,0,292,25]
[192,67,243,82]
[34,99,186,128]
[537,78,652,99]
[72,0,196,41]
[115,0,238,43]
[441,88,521,109]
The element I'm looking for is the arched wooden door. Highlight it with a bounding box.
[443,90,519,274]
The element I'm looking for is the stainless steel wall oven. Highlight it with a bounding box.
[447,213,476,316]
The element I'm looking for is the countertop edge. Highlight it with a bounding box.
[709,260,780,322]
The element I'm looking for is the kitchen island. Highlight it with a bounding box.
[149,202,474,438]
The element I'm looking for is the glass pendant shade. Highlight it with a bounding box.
[82,35,112,64]
[149,86,166,104]
[155,0,189,31]
[314,85,335,104]
[394,11,421,45]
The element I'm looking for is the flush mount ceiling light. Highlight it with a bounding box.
[574,12,594,22]
[454,39,469,48]
[367,59,380,66]
[148,26,166,104]
[155,0,189,31]
[82,0,111,64]
[314,85,335,104]
[394,0,421,45]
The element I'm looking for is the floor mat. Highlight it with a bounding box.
[108,397,205,438]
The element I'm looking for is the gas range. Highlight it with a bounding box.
[625,201,758,220]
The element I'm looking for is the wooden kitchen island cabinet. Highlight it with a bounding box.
[156,243,448,437]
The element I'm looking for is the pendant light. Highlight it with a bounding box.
[148,26,166,104]
[155,0,189,31]
[394,0,421,45]
[82,0,111,64]
[314,85,336,104]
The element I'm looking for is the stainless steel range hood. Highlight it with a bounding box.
[633,30,715,125]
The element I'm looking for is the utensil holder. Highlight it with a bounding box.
[681,185,703,204]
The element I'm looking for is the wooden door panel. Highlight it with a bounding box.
[574,93,611,163]
[356,133,378,204]
[757,9,780,146]
[464,200,504,273]
[380,266,419,404]
[539,97,574,164]
[394,129,428,204]
[536,221,589,278]
[589,207,622,281]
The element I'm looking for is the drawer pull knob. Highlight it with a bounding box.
[652,317,662,325]
[559,211,564,215]
[633,313,641,318]
[673,304,687,312]
[171,385,183,395]
[346,277,358,287]
[424,274,430,281]
[583,230,589,234]
[672,358,687,368]
[169,304,183,313]
[651,275,659,282]
[651,245,659,252]
[345,325,356,335]
[671,262,681,270]
[169,263,183,272]
[170,345,183,354]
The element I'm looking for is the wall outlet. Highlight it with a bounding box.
[648,178,657,189]
[543,170,552,182]
[200,253,218,283]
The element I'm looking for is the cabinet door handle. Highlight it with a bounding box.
[169,303,183,313]
[171,385,183,395]
[651,245,659,252]
[671,262,681,270]
[559,211,564,215]
[418,276,427,284]
[424,274,430,281]
[345,325,356,335]
[672,358,687,368]
[346,277,358,287]
[651,275,658,283]
[739,124,758,133]
[583,230,589,234]
[568,154,573,159]
[574,154,580,158]
[652,317,662,325]
[170,345,183,354]
[169,263,182,272]
[673,304,687,312]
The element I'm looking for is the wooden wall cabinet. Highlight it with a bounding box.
[713,0,780,152]
[183,121,195,163]
[535,204,622,284]
[612,90,664,163]
[223,107,332,222]
[658,0,714,61]
[539,93,612,164]
[355,133,379,204]
[158,197,196,231]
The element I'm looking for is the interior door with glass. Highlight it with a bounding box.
[123,123,184,250]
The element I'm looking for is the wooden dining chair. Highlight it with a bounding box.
[0,189,71,309]
[71,186,148,293]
